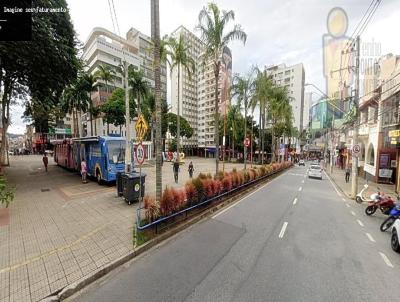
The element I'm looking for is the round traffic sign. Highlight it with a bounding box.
[136,143,145,165]
[244,137,250,147]
[352,144,361,156]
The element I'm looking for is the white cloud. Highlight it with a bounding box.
[8,0,400,134]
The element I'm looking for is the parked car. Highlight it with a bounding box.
[299,159,305,166]
[391,218,400,252]
[308,164,322,180]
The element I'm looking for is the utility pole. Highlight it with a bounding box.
[351,36,360,198]
[124,60,132,173]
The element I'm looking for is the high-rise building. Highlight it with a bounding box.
[265,63,305,132]
[303,92,313,130]
[80,27,167,137]
[170,26,232,156]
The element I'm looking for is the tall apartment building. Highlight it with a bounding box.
[265,63,305,132]
[170,26,232,156]
[80,27,167,137]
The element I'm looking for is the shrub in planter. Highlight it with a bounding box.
[206,173,213,179]
[213,180,223,195]
[173,188,187,210]
[144,196,160,223]
[192,177,205,203]
[215,171,225,181]
[198,173,208,180]
[272,163,279,171]
[259,166,266,176]
[248,169,256,181]
[243,170,250,183]
[237,172,245,186]
[222,175,233,192]
[185,181,196,205]
[160,186,175,216]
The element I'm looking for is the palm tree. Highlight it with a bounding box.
[269,86,292,162]
[151,0,163,202]
[197,2,247,174]
[169,34,195,158]
[80,73,98,135]
[128,67,149,115]
[94,64,115,134]
[231,72,254,168]
[227,104,242,160]
[251,69,273,164]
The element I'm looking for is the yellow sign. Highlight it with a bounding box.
[135,114,148,141]
[389,130,400,138]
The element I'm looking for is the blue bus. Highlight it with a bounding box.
[72,136,126,183]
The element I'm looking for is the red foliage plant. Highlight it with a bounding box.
[202,178,215,198]
[185,181,196,204]
[222,175,233,191]
[144,195,160,223]
[160,186,175,216]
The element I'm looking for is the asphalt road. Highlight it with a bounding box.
[71,165,400,302]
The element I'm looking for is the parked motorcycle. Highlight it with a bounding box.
[380,195,400,232]
[357,184,381,204]
[364,193,394,216]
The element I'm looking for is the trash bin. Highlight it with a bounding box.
[116,172,123,197]
[122,172,146,205]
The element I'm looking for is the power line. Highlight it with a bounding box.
[107,0,116,34]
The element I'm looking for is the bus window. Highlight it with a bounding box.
[108,141,125,164]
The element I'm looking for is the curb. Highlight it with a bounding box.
[41,167,290,301]
[326,171,352,199]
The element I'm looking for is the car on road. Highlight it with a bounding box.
[299,159,305,166]
[308,164,322,180]
[391,218,400,252]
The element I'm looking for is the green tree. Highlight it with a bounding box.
[231,72,254,168]
[79,72,98,135]
[197,2,247,174]
[94,64,115,94]
[166,113,193,139]
[0,175,14,208]
[1,0,79,164]
[101,88,126,134]
[169,34,195,156]
[128,67,149,115]
[251,69,274,164]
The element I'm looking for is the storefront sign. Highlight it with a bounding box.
[379,169,393,178]
[391,160,397,168]
[389,130,400,137]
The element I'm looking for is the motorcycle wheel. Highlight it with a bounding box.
[365,205,377,216]
[392,230,400,253]
[380,217,396,232]
[356,196,363,204]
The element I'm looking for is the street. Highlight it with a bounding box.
[71,164,400,302]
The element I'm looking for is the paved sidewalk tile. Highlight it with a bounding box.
[1,155,244,302]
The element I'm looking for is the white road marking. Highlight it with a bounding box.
[366,233,376,242]
[298,187,302,192]
[324,171,342,197]
[346,203,350,208]
[301,180,305,184]
[293,198,298,205]
[356,219,364,227]
[279,222,288,238]
[212,171,288,219]
[379,252,394,268]
[342,198,346,202]
[351,211,356,216]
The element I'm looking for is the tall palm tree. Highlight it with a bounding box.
[151,0,163,202]
[251,69,273,164]
[227,104,241,160]
[80,73,98,135]
[128,67,149,115]
[94,64,115,135]
[231,72,254,168]
[269,86,292,162]
[197,2,247,174]
[169,34,195,158]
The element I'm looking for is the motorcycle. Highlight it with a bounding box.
[380,198,400,232]
[364,193,394,216]
[356,184,381,204]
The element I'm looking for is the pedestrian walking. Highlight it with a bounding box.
[173,159,180,183]
[188,161,194,178]
[81,159,88,183]
[42,153,48,172]
[345,165,351,183]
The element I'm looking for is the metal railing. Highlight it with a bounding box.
[136,165,292,231]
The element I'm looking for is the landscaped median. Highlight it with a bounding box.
[135,161,294,242]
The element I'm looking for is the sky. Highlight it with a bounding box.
[8,0,400,134]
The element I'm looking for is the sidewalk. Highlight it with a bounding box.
[326,165,397,199]
[0,155,245,302]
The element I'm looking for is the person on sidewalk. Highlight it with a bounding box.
[188,161,194,178]
[173,159,180,183]
[42,153,48,172]
[81,159,88,183]
[345,165,351,183]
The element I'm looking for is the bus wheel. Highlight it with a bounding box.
[96,170,102,185]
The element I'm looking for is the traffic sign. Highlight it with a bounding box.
[244,137,250,147]
[135,114,148,142]
[136,143,145,165]
[352,144,361,156]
